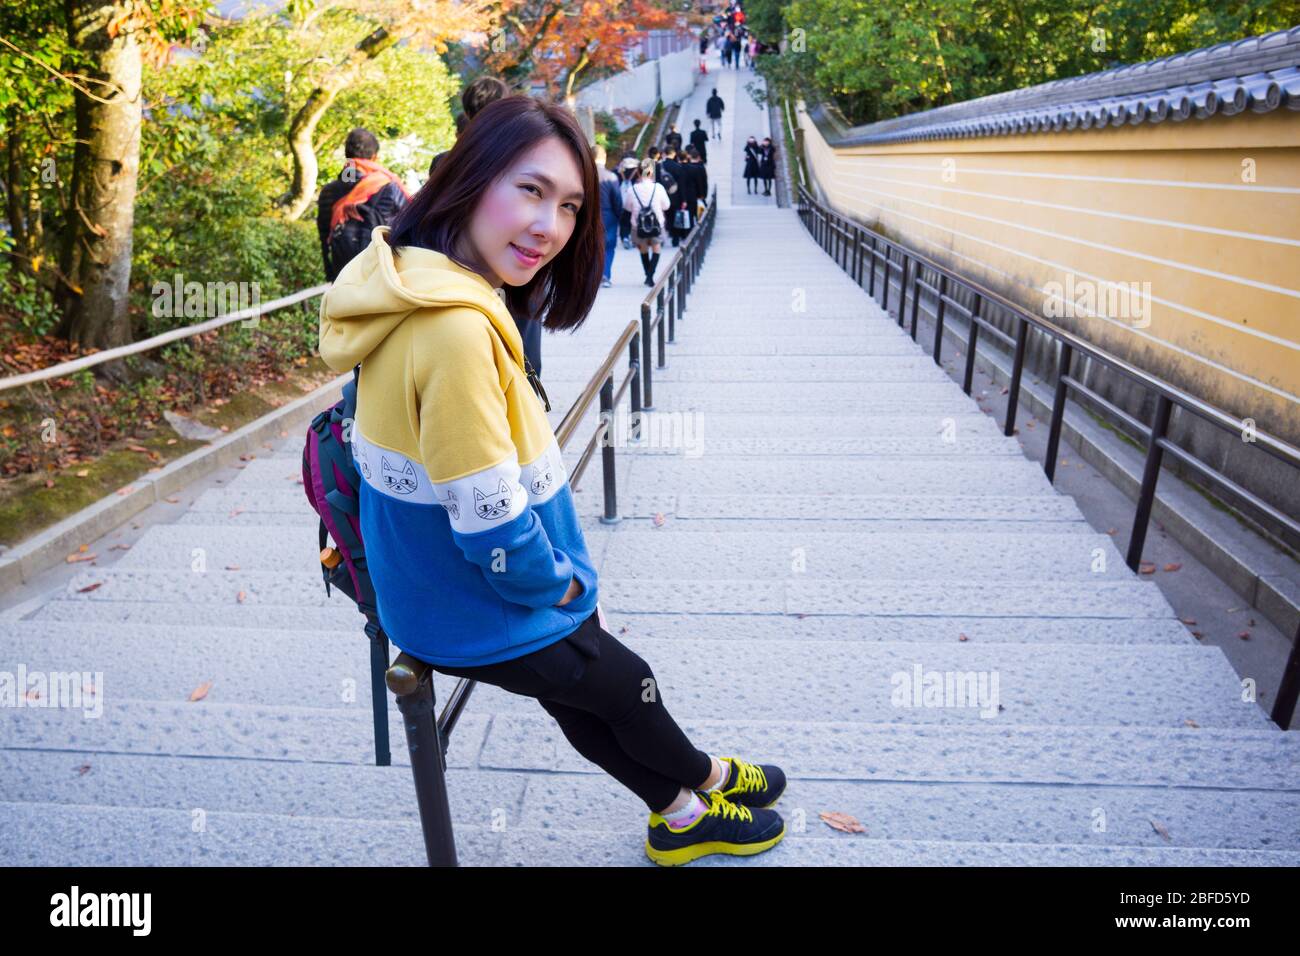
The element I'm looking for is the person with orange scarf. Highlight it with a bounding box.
[317,128,411,282]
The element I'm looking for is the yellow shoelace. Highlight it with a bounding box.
[727,758,768,795]
[703,788,753,822]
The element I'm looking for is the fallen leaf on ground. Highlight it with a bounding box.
[75,469,89,477]
[65,551,97,564]
[236,591,247,603]
[189,681,212,702]
[1150,819,1171,841]
[1163,562,1182,572]
[820,811,867,833]
[76,581,103,593]
[1184,718,1199,728]
[165,495,180,503]
[1139,562,1157,574]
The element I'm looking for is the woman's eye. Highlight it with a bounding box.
[564,202,580,213]
[521,183,542,196]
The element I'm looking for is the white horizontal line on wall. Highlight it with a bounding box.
[833,176,1300,301]
[833,157,1300,195]
[826,186,1300,406]
[837,165,1300,248]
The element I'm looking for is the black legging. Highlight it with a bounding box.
[429,608,713,812]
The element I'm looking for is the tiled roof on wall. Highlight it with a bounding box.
[819,26,1300,146]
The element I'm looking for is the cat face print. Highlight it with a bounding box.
[530,460,554,496]
[381,456,417,495]
[438,489,460,521]
[473,478,513,520]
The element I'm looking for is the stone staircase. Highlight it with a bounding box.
[2,206,1297,866]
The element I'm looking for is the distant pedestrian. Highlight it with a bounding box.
[706,89,725,139]
[617,155,639,249]
[623,158,671,286]
[688,119,709,164]
[759,136,776,197]
[318,128,410,283]
[595,145,621,288]
[742,136,760,194]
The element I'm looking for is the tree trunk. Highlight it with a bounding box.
[278,26,396,222]
[55,0,143,354]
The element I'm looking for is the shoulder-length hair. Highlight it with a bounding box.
[386,95,602,333]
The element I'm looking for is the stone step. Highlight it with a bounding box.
[538,355,954,383]
[6,799,1298,866]
[593,530,1132,581]
[113,523,1132,583]
[616,456,1055,497]
[52,567,1177,618]
[2,749,1297,860]
[26,601,1194,645]
[631,336,926,355]
[187,487,1085,525]
[1,630,1260,727]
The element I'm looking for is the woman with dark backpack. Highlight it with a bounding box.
[623,158,671,287]
[317,95,786,866]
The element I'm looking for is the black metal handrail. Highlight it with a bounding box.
[387,185,720,865]
[796,181,1300,732]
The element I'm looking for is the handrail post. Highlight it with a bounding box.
[656,289,667,368]
[910,264,921,340]
[878,244,889,312]
[1045,343,1074,483]
[386,654,458,866]
[640,301,654,409]
[932,274,948,365]
[853,229,863,287]
[867,236,878,297]
[628,331,644,442]
[1126,393,1173,571]
[962,295,982,393]
[1271,622,1300,730]
[667,273,677,344]
[599,374,619,524]
[1004,317,1029,436]
[897,256,909,328]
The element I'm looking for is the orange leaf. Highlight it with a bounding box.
[236,590,247,603]
[76,581,103,593]
[65,551,97,563]
[819,810,866,834]
[1163,562,1182,572]
[189,681,212,702]
[1138,562,1156,574]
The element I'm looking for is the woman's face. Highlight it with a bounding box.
[459,135,586,289]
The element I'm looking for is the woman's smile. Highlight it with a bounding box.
[510,242,543,267]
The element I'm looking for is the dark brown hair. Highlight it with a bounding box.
[387,95,602,333]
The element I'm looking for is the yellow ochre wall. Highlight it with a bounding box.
[796,101,1300,446]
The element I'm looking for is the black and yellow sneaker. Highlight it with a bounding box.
[714,756,787,809]
[645,789,786,866]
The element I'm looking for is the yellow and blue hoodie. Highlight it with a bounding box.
[318,225,599,667]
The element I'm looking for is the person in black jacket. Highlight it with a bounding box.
[428,76,510,178]
[688,119,709,165]
[660,146,691,247]
[705,89,725,139]
[664,124,683,153]
[317,128,409,283]
[676,145,708,236]
[742,136,761,194]
[759,135,777,197]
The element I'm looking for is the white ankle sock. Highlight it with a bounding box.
[702,756,731,792]
[662,791,707,829]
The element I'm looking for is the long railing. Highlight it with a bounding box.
[385,186,719,866]
[795,181,1300,733]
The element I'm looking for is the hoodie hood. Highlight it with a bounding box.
[318,225,526,373]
